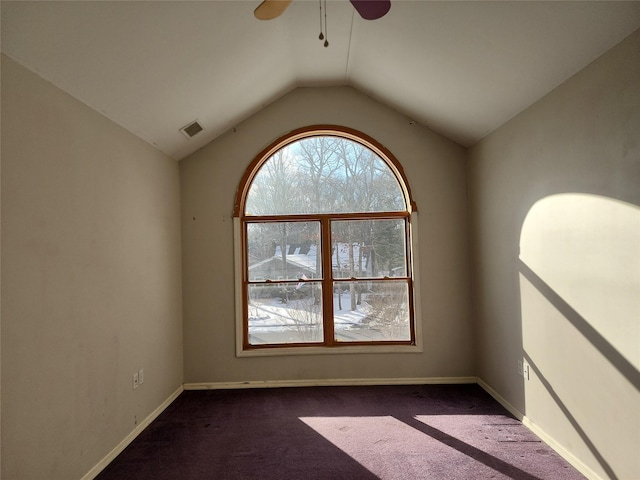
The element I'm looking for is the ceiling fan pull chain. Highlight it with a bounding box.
[318,0,324,40]
[323,0,329,47]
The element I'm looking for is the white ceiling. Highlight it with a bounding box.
[2,1,640,160]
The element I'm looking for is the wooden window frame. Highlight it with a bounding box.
[234,125,422,356]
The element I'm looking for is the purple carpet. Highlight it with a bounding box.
[96,384,585,479]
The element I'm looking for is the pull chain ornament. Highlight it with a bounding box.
[318,0,328,47]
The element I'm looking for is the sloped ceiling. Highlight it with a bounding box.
[2,1,640,160]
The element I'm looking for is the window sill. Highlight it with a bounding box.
[236,343,423,358]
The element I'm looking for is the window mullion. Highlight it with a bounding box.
[321,216,334,346]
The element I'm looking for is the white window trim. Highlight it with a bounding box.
[234,213,423,357]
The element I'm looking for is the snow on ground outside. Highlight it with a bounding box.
[248,293,391,343]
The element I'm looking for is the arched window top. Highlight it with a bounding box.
[236,126,415,217]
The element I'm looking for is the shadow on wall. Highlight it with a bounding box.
[518,193,640,480]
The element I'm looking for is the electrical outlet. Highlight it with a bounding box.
[133,372,139,390]
[139,369,144,385]
[517,359,531,380]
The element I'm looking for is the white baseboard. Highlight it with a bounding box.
[184,376,477,390]
[522,417,602,480]
[476,377,525,421]
[477,377,601,480]
[81,385,184,480]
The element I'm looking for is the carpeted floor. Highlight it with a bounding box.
[96,384,585,479]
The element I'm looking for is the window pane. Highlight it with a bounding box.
[245,136,405,215]
[332,219,407,279]
[334,280,410,342]
[248,283,323,344]
[247,222,321,281]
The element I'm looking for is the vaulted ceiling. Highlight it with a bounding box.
[2,1,640,160]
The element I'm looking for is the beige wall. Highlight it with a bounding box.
[180,86,473,384]
[468,28,640,480]
[1,55,184,479]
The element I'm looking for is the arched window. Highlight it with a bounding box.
[234,126,419,353]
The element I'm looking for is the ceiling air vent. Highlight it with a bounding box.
[180,120,204,139]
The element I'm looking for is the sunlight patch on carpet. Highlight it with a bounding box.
[299,415,518,479]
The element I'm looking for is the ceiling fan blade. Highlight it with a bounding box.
[254,0,293,20]
[350,0,391,20]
